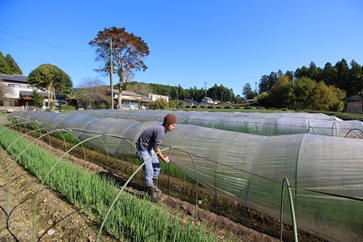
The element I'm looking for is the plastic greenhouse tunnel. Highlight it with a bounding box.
[6,110,363,242]
[67,109,363,138]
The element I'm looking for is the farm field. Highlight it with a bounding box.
[0,125,281,242]
[0,122,328,242]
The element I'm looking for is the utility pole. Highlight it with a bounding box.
[230,88,233,103]
[176,86,179,109]
[110,38,114,110]
[204,82,207,106]
[292,71,295,110]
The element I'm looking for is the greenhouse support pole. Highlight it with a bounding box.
[280,177,298,242]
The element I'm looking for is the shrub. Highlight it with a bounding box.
[216,107,222,109]
[207,106,214,109]
[147,98,169,110]
[192,106,197,109]
[224,106,231,109]
[60,105,76,113]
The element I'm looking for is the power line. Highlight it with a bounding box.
[0,38,92,68]
[0,30,92,52]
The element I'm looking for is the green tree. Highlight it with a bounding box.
[89,27,150,109]
[178,100,185,108]
[31,90,44,109]
[294,77,319,110]
[294,77,345,111]
[258,75,269,93]
[311,82,345,111]
[348,60,363,96]
[322,62,337,86]
[5,54,22,75]
[242,83,255,99]
[294,65,310,79]
[268,75,293,108]
[308,61,322,81]
[28,64,73,102]
[0,52,12,75]
[335,58,350,94]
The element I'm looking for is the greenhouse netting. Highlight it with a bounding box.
[6,111,363,242]
[68,110,363,138]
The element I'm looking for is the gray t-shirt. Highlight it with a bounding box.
[136,124,166,151]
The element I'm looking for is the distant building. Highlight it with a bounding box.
[148,93,169,102]
[343,95,363,113]
[198,97,214,106]
[0,74,67,112]
[183,98,199,106]
[105,89,153,110]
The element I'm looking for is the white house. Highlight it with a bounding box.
[107,89,153,110]
[148,93,169,102]
[0,74,68,112]
[198,97,215,106]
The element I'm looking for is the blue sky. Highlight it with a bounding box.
[1,0,362,97]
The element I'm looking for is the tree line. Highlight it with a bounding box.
[258,59,363,97]
[253,59,363,111]
[123,82,237,103]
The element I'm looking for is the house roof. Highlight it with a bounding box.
[0,74,28,83]
[20,91,47,97]
[345,95,361,102]
[19,91,68,99]
[184,99,199,104]
[106,89,138,95]
[106,89,152,102]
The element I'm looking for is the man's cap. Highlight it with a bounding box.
[164,114,177,125]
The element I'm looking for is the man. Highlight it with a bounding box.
[135,114,177,203]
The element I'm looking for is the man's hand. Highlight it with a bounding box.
[162,156,169,163]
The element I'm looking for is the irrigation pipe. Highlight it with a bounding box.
[280,177,298,242]
[96,145,198,242]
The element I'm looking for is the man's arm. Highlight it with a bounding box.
[154,148,169,163]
